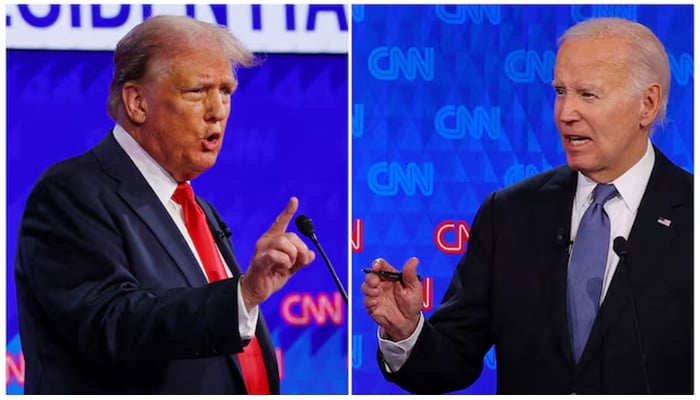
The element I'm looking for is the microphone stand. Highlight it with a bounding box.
[296,215,348,304]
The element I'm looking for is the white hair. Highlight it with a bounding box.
[559,17,671,127]
[107,15,258,121]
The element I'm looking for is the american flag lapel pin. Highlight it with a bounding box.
[657,217,672,227]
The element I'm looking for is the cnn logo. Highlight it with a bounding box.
[280,292,345,326]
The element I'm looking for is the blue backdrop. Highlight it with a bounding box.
[6,51,348,394]
[351,4,693,395]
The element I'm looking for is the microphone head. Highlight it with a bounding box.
[295,214,316,239]
[613,236,628,257]
[555,228,568,246]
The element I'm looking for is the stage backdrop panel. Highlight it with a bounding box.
[6,5,349,394]
[351,4,693,395]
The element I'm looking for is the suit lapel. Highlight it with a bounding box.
[624,148,683,258]
[93,132,280,393]
[580,147,685,366]
[198,197,281,394]
[533,167,578,366]
[92,132,207,287]
[198,200,243,276]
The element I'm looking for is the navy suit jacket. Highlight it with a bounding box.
[15,132,280,394]
[381,147,692,394]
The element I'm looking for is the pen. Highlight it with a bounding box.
[361,269,422,281]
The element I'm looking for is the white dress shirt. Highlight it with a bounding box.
[378,139,655,372]
[113,124,258,339]
[570,140,654,302]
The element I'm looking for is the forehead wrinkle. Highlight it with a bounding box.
[557,51,626,72]
[146,46,234,87]
[557,37,633,73]
[555,51,631,89]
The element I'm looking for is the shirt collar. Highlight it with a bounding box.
[574,138,655,213]
[112,124,180,206]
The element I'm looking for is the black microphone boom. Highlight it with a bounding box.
[613,236,651,394]
[295,214,348,304]
[218,221,232,239]
[555,227,572,255]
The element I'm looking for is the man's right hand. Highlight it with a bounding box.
[239,197,315,312]
[361,257,423,341]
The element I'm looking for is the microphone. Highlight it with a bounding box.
[555,228,572,254]
[613,236,651,394]
[613,236,628,258]
[218,221,232,239]
[295,214,348,304]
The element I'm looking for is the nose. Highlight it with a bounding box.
[555,96,581,124]
[205,91,228,122]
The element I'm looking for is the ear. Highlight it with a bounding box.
[122,82,148,125]
[639,83,661,129]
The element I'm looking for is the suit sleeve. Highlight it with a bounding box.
[15,172,246,368]
[380,192,496,394]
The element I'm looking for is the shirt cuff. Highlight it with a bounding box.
[378,313,425,373]
[237,279,259,339]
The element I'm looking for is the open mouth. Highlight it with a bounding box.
[567,135,591,146]
[202,133,221,150]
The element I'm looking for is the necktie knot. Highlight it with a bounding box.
[172,183,195,206]
[592,183,617,206]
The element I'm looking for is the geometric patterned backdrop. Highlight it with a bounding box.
[351,4,693,394]
[6,50,348,394]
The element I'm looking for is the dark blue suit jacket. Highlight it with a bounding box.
[381,147,692,394]
[15,132,280,394]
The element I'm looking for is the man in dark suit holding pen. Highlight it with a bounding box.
[362,17,692,394]
[14,15,316,394]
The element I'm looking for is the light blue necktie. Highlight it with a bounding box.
[567,183,618,363]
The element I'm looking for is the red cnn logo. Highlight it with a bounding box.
[275,348,284,381]
[281,292,345,326]
[434,220,470,254]
[351,218,363,253]
[422,277,434,312]
[6,352,24,386]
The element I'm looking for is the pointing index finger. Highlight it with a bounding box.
[267,196,298,235]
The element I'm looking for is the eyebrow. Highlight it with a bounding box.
[550,80,603,92]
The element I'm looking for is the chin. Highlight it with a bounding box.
[565,157,591,174]
[193,163,216,176]
[181,162,217,181]
[198,154,219,167]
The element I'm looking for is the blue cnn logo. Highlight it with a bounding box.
[505,49,555,83]
[571,5,637,22]
[368,162,434,196]
[353,103,364,138]
[352,335,362,369]
[669,53,693,86]
[435,105,502,140]
[484,346,497,370]
[504,163,540,186]
[435,5,501,24]
[352,5,364,22]
[368,46,435,81]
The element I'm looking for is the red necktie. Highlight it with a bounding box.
[172,183,271,394]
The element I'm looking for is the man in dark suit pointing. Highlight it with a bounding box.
[15,15,315,394]
[362,17,692,394]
